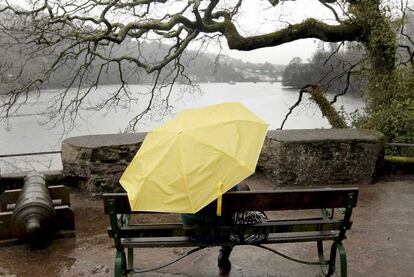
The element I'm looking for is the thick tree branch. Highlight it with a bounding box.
[220,19,364,51]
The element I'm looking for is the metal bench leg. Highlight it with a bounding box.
[325,242,347,277]
[317,240,329,275]
[115,250,127,277]
[325,242,338,277]
[127,248,134,276]
[337,243,347,277]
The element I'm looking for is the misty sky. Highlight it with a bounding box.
[220,0,341,64]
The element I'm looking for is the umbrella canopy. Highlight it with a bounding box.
[119,102,268,214]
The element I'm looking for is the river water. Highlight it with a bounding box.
[0,82,364,173]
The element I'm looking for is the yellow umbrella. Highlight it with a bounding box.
[119,102,268,215]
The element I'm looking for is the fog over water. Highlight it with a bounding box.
[0,82,364,173]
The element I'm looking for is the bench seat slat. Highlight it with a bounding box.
[120,231,339,248]
[109,219,349,238]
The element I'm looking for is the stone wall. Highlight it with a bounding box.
[257,129,385,186]
[61,129,385,196]
[61,133,146,196]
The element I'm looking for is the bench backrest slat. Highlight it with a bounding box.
[103,187,358,215]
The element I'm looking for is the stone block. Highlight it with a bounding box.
[258,129,385,186]
[61,133,146,196]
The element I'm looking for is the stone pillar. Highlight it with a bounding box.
[257,129,385,186]
[61,133,146,196]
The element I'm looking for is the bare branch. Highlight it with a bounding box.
[279,89,305,130]
[0,0,387,132]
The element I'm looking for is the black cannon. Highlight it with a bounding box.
[0,172,75,247]
[11,173,57,244]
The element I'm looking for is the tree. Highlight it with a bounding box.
[282,57,310,88]
[283,42,366,92]
[0,0,412,140]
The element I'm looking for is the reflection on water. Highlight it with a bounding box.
[0,82,364,173]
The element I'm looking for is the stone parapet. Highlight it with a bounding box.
[61,129,385,196]
[257,129,385,186]
[61,133,146,196]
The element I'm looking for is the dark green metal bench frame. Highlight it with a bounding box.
[103,187,358,277]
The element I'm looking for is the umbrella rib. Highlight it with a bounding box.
[128,137,179,210]
[183,132,256,173]
[182,119,268,133]
[178,119,195,212]
[133,132,174,158]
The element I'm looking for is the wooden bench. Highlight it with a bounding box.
[103,187,358,277]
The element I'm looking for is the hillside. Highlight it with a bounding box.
[0,33,284,89]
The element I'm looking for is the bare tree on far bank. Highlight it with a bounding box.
[0,0,412,141]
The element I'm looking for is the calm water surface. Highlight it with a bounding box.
[0,82,364,173]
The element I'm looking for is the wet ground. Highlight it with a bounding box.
[0,174,413,277]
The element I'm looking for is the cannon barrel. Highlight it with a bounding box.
[11,172,57,245]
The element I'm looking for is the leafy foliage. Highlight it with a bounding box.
[355,67,414,143]
[282,4,414,143]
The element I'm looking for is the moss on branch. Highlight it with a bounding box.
[306,85,348,129]
[221,18,363,51]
